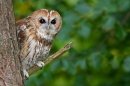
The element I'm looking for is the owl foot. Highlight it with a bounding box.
[23,69,29,78]
[36,61,45,68]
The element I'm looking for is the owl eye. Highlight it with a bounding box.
[39,18,46,24]
[51,19,56,24]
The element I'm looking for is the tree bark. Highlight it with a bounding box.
[0,0,24,86]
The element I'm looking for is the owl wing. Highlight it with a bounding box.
[16,19,27,49]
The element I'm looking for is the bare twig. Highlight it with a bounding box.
[28,41,74,76]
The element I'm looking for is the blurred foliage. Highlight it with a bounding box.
[14,0,130,86]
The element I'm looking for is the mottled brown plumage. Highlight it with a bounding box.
[16,9,62,77]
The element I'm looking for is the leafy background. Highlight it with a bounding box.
[14,0,130,86]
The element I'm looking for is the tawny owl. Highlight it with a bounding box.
[16,9,62,78]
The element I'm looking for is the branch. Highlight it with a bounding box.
[28,41,74,76]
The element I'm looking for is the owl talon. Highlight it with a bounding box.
[23,69,29,78]
[36,61,45,68]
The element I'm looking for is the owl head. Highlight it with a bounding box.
[29,9,62,40]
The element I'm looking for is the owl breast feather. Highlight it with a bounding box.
[21,35,52,70]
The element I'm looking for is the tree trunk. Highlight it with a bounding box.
[0,0,24,86]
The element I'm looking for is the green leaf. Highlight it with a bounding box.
[92,10,103,19]
[102,16,116,30]
[110,58,119,69]
[63,0,79,6]
[50,60,60,71]
[79,58,87,70]
[78,25,91,38]
[61,58,69,71]
[89,52,101,68]
[118,0,130,11]
[75,2,92,14]
[123,56,130,72]
[116,22,127,40]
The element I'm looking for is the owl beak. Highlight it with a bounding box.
[47,25,50,30]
